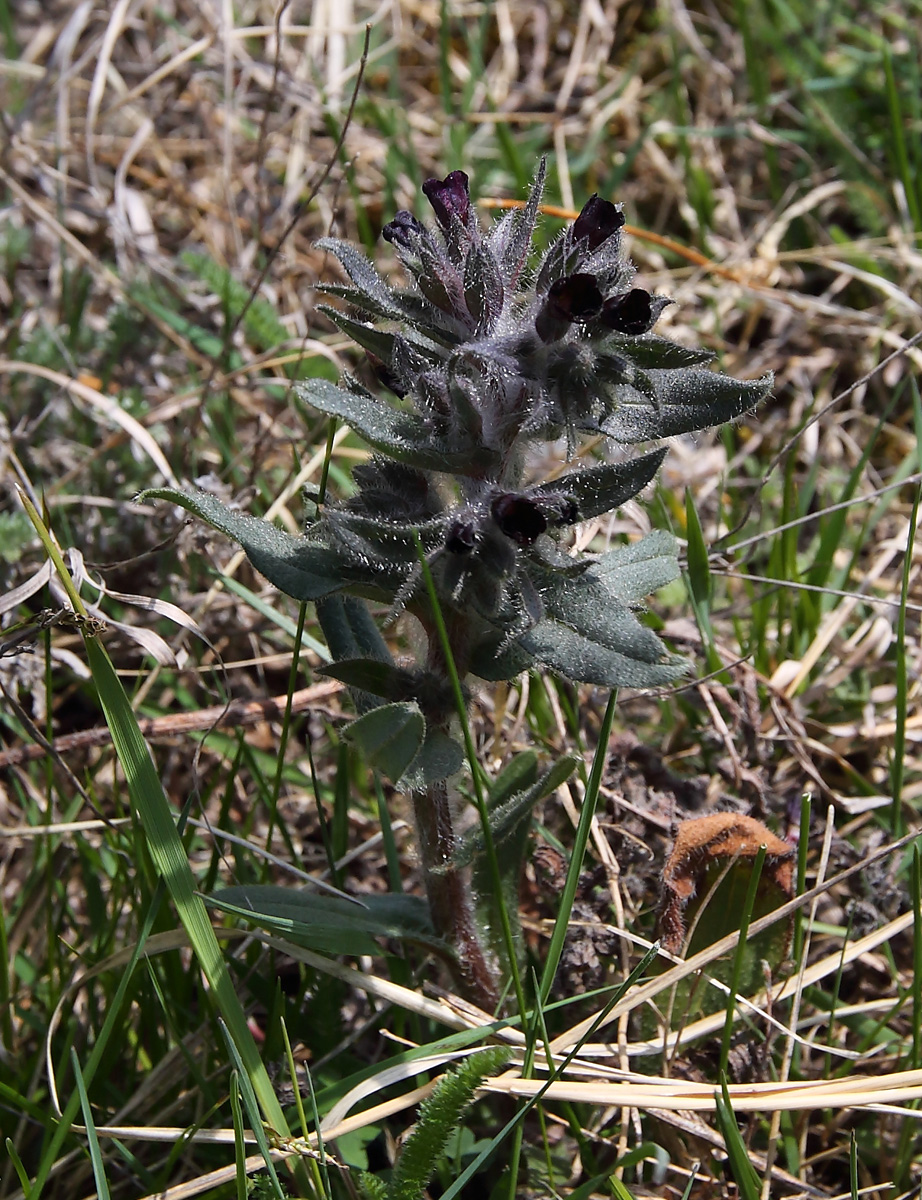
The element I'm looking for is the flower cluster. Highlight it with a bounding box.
[295,163,770,686]
[151,164,770,692]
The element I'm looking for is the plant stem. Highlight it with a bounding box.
[412,775,499,1009]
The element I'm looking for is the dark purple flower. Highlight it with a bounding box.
[600,288,658,336]
[422,171,471,232]
[382,210,425,249]
[535,273,604,342]
[491,493,547,546]
[572,195,625,250]
[446,518,478,555]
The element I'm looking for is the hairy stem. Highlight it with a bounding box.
[412,776,499,1009]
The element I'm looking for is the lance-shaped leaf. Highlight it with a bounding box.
[296,379,500,474]
[317,237,407,317]
[320,658,419,703]
[343,701,425,785]
[534,565,685,678]
[452,753,580,871]
[488,156,546,288]
[317,307,442,377]
[615,335,716,371]
[208,887,445,956]
[593,530,681,603]
[537,446,666,521]
[315,597,394,713]
[463,242,504,332]
[520,616,687,688]
[139,487,348,601]
[602,370,772,442]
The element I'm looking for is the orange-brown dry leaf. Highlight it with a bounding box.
[659,813,794,955]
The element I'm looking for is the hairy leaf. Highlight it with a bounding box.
[343,702,426,784]
[140,487,348,601]
[296,379,499,474]
[602,371,772,442]
[538,447,666,520]
[521,617,687,688]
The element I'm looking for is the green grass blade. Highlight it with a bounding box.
[719,844,767,1075]
[890,480,920,836]
[18,495,292,1155]
[220,1021,286,1200]
[70,1049,111,1200]
[715,1076,761,1200]
[539,691,618,1005]
[230,1071,248,1200]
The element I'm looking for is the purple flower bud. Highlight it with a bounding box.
[491,493,547,546]
[572,195,625,250]
[535,273,604,342]
[382,210,425,249]
[600,288,658,336]
[422,171,471,232]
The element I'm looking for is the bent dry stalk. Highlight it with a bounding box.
[146,164,771,1007]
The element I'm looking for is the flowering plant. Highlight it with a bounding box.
[146,164,770,1004]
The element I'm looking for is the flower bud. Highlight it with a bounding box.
[600,288,661,336]
[422,171,472,232]
[572,195,625,250]
[382,210,425,248]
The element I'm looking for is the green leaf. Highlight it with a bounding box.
[593,530,681,602]
[208,887,444,955]
[398,729,466,789]
[602,370,772,442]
[296,379,500,474]
[458,753,580,871]
[536,566,674,659]
[539,447,667,521]
[343,701,425,784]
[489,751,538,806]
[320,658,418,702]
[617,335,715,370]
[684,488,712,610]
[315,596,395,712]
[317,237,405,318]
[521,617,688,688]
[467,632,536,682]
[319,307,442,376]
[139,487,348,601]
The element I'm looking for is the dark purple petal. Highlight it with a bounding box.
[491,493,547,546]
[572,195,625,250]
[547,274,604,320]
[382,210,425,249]
[446,518,478,555]
[600,288,658,335]
[422,171,471,231]
[534,273,604,342]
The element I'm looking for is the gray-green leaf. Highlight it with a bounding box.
[296,379,499,474]
[139,487,348,600]
[343,701,426,784]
